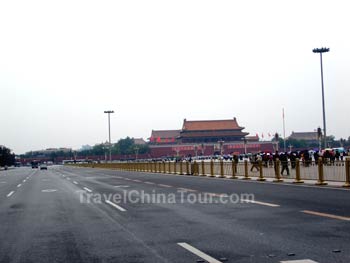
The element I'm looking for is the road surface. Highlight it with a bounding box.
[0,166,349,263]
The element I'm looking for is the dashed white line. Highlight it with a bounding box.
[23,179,26,183]
[7,191,15,197]
[178,187,197,192]
[73,181,78,185]
[114,185,130,188]
[241,199,280,207]
[177,243,222,263]
[158,184,172,188]
[105,200,127,212]
[301,210,350,221]
[133,179,142,182]
[83,187,92,192]
[280,260,318,263]
[144,181,155,185]
[17,184,22,188]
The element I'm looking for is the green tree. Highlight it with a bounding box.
[0,146,15,167]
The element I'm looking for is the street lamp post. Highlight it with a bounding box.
[313,47,330,149]
[243,138,247,155]
[104,110,114,162]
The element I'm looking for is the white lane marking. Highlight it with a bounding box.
[73,181,78,185]
[177,243,222,263]
[0,181,6,184]
[158,184,172,188]
[114,185,130,188]
[42,189,57,193]
[301,210,350,221]
[124,178,132,181]
[83,187,92,192]
[144,181,155,185]
[62,175,66,177]
[280,260,318,263]
[17,184,22,188]
[133,179,142,182]
[7,191,15,197]
[66,177,71,180]
[105,200,127,212]
[178,187,197,192]
[241,199,280,207]
[22,180,26,183]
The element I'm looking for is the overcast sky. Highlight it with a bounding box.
[1,0,349,154]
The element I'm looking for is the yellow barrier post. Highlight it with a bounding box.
[168,161,171,174]
[163,162,166,173]
[316,158,328,185]
[242,160,251,180]
[257,160,266,181]
[179,161,183,175]
[273,159,283,182]
[173,161,177,174]
[342,159,350,188]
[193,161,198,176]
[219,160,225,178]
[186,161,190,175]
[293,158,304,184]
[201,160,206,176]
[229,160,238,179]
[209,160,215,177]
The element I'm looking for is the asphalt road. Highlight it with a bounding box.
[0,166,349,263]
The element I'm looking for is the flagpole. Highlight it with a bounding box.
[283,108,286,152]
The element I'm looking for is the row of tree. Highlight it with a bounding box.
[0,145,15,167]
[78,137,150,157]
[20,137,150,160]
[276,136,350,150]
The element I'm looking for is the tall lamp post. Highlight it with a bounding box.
[104,110,114,162]
[313,47,329,149]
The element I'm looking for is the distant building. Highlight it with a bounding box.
[149,130,181,144]
[179,118,249,143]
[288,132,318,142]
[147,117,274,157]
[133,138,147,145]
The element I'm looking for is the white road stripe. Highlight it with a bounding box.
[241,199,280,207]
[280,260,318,263]
[7,191,15,197]
[73,181,78,185]
[133,179,142,182]
[23,180,26,183]
[66,177,71,180]
[105,200,127,212]
[17,184,22,188]
[83,187,92,192]
[178,187,197,192]
[144,181,155,185]
[177,243,222,263]
[158,184,172,188]
[114,185,130,188]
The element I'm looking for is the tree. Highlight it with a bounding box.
[0,146,15,167]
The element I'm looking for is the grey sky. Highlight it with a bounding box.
[1,0,349,154]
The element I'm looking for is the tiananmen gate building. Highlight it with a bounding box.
[149,118,273,158]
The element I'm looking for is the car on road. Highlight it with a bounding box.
[31,161,39,169]
[40,164,48,170]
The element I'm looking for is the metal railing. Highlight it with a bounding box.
[72,158,350,188]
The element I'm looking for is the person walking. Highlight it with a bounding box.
[280,152,290,176]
